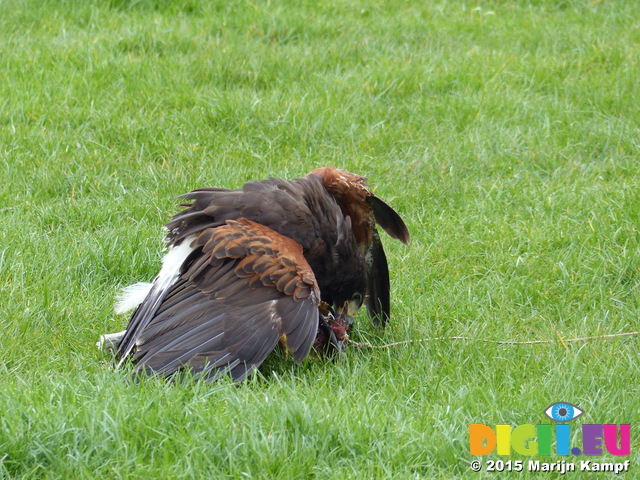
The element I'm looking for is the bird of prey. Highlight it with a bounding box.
[98,168,409,381]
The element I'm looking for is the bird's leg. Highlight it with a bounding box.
[96,330,126,353]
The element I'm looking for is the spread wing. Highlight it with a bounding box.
[117,218,320,382]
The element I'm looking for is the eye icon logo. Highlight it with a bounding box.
[544,402,583,422]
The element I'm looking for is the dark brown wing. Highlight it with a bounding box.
[164,177,320,249]
[367,195,410,246]
[365,230,391,326]
[119,218,320,382]
[364,196,409,326]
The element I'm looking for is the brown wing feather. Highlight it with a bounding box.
[124,219,320,381]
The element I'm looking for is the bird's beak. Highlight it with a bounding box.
[335,300,357,328]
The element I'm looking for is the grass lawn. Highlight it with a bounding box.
[1,0,638,478]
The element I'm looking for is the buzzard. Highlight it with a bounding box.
[98,168,409,381]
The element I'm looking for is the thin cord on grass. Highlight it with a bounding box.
[347,331,639,349]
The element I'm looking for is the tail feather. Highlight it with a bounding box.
[115,282,154,314]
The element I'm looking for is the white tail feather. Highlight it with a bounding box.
[115,282,154,314]
[113,239,196,315]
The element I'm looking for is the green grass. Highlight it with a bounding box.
[1,0,639,478]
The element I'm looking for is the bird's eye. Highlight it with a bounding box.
[544,402,583,422]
